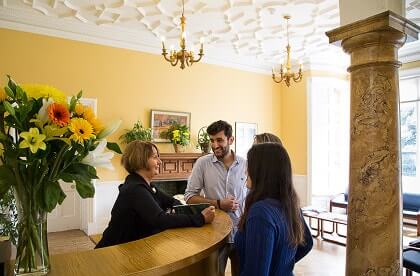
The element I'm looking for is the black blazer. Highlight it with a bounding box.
[95,173,204,248]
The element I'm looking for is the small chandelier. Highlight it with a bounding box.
[272,15,303,86]
[161,0,204,70]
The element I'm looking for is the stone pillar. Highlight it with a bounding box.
[326,11,419,275]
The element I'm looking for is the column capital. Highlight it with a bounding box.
[326,10,420,46]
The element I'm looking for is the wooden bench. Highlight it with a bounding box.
[302,208,347,246]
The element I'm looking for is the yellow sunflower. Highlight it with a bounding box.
[21,84,67,104]
[69,118,95,144]
[82,106,95,122]
[89,117,104,134]
[74,103,84,116]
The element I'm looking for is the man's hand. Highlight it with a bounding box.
[220,194,239,212]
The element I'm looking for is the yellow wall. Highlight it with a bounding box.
[0,28,280,180]
[278,77,308,175]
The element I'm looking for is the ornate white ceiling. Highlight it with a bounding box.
[0,0,419,73]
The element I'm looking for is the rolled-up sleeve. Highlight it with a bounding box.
[184,158,205,202]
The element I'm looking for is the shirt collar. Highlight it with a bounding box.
[211,150,240,165]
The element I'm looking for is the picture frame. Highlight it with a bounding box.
[79,98,98,116]
[151,110,191,142]
[235,122,258,158]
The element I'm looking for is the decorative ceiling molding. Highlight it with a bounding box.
[0,0,418,74]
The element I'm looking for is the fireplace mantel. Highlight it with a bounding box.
[155,153,204,181]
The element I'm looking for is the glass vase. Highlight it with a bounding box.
[14,194,50,276]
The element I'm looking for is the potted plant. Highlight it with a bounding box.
[119,120,152,144]
[0,190,17,276]
[160,123,190,153]
[197,126,211,154]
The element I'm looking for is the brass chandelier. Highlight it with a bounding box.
[161,0,203,69]
[272,15,303,86]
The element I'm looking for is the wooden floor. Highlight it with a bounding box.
[47,226,419,276]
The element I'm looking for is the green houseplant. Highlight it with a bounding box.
[0,189,17,276]
[160,123,190,153]
[0,76,121,275]
[197,126,210,154]
[119,120,152,144]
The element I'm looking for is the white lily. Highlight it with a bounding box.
[82,139,114,170]
[97,119,122,140]
[38,97,54,122]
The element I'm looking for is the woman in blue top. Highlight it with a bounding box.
[234,143,313,276]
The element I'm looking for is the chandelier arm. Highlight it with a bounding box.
[292,71,303,82]
[162,52,173,63]
[272,73,283,83]
[171,57,179,67]
[186,56,191,67]
[191,53,203,63]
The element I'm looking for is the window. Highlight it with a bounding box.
[400,76,420,194]
[309,77,350,196]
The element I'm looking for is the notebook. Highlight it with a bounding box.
[172,203,210,215]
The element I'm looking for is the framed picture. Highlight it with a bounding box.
[235,122,257,158]
[151,110,191,142]
[79,98,98,116]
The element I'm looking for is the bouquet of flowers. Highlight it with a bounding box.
[0,76,121,275]
[160,123,190,153]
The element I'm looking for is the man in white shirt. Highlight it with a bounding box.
[184,120,247,276]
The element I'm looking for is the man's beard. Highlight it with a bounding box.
[213,146,230,159]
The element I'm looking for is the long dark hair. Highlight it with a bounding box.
[238,143,305,246]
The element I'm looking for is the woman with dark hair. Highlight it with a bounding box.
[95,140,215,248]
[235,143,313,275]
[254,132,283,145]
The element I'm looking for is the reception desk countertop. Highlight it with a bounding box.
[48,210,232,276]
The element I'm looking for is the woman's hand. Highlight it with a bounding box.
[201,206,216,224]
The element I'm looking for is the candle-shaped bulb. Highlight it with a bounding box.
[170,45,174,52]
[200,37,204,44]
[182,32,186,39]
[161,36,165,43]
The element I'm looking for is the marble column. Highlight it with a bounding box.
[326,11,419,275]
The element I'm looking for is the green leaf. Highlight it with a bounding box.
[0,132,8,141]
[77,90,83,99]
[7,75,16,93]
[69,96,76,112]
[3,101,15,117]
[75,178,95,198]
[43,181,64,212]
[15,86,25,100]
[4,87,14,98]
[106,142,122,154]
[45,137,71,145]
[0,166,15,198]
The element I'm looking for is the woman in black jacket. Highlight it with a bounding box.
[95,141,215,248]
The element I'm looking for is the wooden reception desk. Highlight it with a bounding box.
[47,210,232,276]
